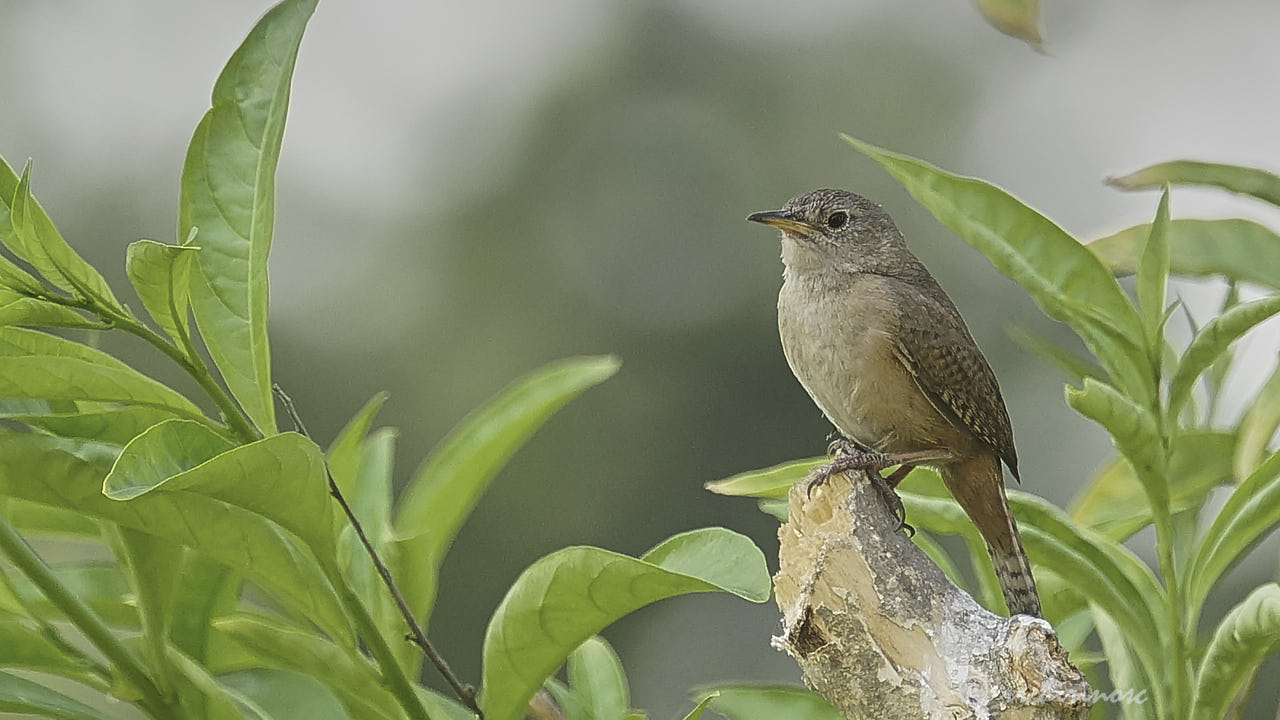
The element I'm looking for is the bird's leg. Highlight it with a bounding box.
[808,441,955,535]
[884,464,914,488]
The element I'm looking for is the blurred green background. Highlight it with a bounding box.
[4,1,1280,716]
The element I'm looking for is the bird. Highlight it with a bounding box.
[748,188,1041,618]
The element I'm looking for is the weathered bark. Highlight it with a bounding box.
[773,469,1092,719]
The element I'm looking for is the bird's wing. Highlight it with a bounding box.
[887,286,1020,480]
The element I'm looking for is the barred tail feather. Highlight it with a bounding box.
[941,453,1042,618]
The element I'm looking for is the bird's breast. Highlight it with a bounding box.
[777,274,951,454]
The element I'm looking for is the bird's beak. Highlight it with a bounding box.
[746,209,816,236]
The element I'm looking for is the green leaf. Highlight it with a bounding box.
[1235,358,1280,481]
[339,429,404,668]
[480,527,769,720]
[973,0,1044,51]
[844,135,1152,404]
[1090,219,1280,290]
[0,669,115,720]
[1006,324,1104,384]
[910,530,965,589]
[704,457,822,499]
[1066,379,1166,507]
[1,499,101,537]
[104,419,235,501]
[7,161,125,315]
[1108,160,1280,208]
[567,636,629,720]
[216,615,403,720]
[756,498,788,522]
[393,355,620,633]
[108,431,337,559]
[112,527,184,694]
[0,297,102,329]
[1167,296,1280,422]
[0,327,205,422]
[1091,605,1158,720]
[126,239,198,342]
[327,391,389,495]
[680,694,717,720]
[1071,432,1235,540]
[1189,583,1280,720]
[1,406,175,445]
[0,241,46,296]
[0,434,351,645]
[1,562,138,628]
[0,613,99,682]
[167,647,273,720]
[1185,450,1280,622]
[219,668,349,720]
[1136,187,1171,356]
[691,684,841,720]
[180,0,319,435]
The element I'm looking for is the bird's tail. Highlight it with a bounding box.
[941,454,1042,617]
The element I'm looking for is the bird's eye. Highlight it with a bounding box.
[826,211,849,229]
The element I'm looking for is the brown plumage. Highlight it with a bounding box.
[750,188,1041,617]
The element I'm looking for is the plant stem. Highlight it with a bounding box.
[324,562,436,720]
[0,517,176,718]
[274,385,484,718]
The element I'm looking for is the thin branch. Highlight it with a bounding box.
[273,384,483,719]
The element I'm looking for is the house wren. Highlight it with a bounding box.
[748,188,1041,617]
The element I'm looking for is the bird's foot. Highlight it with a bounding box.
[804,446,954,534]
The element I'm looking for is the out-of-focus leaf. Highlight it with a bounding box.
[1185,450,1280,622]
[1091,605,1158,720]
[567,636,629,720]
[168,647,271,720]
[1136,188,1171,354]
[1189,584,1280,720]
[2,159,124,315]
[113,528,184,693]
[180,0,319,435]
[705,457,822,499]
[974,0,1044,51]
[0,434,351,645]
[2,406,174,445]
[339,428,403,667]
[393,355,619,636]
[0,670,115,720]
[0,327,204,421]
[1006,324,1104,383]
[104,431,337,559]
[1091,219,1280,289]
[543,679,589,720]
[1236,358,1280,481]
[216,615,402,720]
[126,239,198,342]
[1108,160,1280,208]
[1,499,101,537]
[911,530,965,590]
[0,613,98,682]
[691,684,841,720]
[680,694,717,720]
[480,528,769,720]
[103,419,234,501]
[327,391,388,494]
[1166,296,1280,422]
[0,297,101,329]
[844,135,1152,404]
[757,498,788,521]
[1071,432,1235,540]
[1066,379,1166,509]
[419,688,478,720]
[219,668,347,720]
[3,563,137,629]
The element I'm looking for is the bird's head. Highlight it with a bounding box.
[748,188,913,275]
